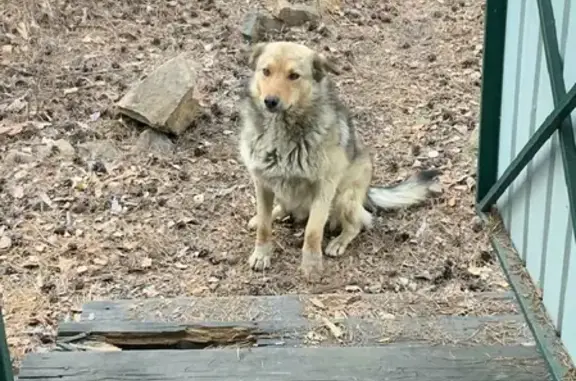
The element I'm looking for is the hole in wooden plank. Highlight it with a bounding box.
[57,322,276,351]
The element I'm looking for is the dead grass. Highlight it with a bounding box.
[0,0,509,369]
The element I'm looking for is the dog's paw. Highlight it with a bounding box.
[249,243,273,271]
[325,236,348,257]
[300,251,323,283]
[247,215,258,230]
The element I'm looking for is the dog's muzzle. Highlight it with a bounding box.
[264,95,280,112]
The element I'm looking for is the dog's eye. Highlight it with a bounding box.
[262,68,271,76]
[288,72,300,80]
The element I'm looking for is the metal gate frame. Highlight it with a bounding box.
[0,309,14,381]
[477,0,576,379]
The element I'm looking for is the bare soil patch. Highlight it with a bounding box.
[1,0,507,368]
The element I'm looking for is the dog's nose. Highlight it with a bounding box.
[264,96,280,110]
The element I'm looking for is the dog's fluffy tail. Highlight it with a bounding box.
[365,169,440,210]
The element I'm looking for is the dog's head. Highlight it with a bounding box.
[247,41,339,113]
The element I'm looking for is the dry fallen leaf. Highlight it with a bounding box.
[309,297,327,310]
[93,257,109,267]
[321,317,343,339]
[17,22,29,40]
[63,87,79,95]
[0,123,26,136]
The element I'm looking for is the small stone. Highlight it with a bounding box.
[135,129,174,154]
[141,257,152,268]
[117,52,201,136]
[415,271,432,281]
[78,141,121,162]
[93,257,109,267]
[397,277,409,287]
[366,284,382,293]
[23,256,40,269]
[5,150,35,164]
[379,13,392,23]
[427,150,440,158]
[53,139,76,157]
[428,183,443,194]
[0,236,12,250]
[1,45,13,54]
[11,185,24,199]
[241,10,283,42]
[274,0,320,27]
[77,265,89,275]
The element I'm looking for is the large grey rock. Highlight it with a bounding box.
[274,0,320,27]
[117,53,201,136]
[242,10,283,42]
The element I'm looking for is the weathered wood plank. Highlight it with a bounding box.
[79,292,518,323]
[18,345,550,381]
[80,294,306,322]
[58,314,534,348]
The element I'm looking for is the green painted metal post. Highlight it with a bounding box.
[0,309,14,381]
[476,0,508,204]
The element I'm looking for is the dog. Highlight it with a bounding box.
[238,41,439,282]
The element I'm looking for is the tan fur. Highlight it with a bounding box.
[238,41,439,282]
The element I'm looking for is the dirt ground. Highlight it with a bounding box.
[1,0,509,368]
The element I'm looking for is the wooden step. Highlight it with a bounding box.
[19,345,549,381]
[16,292,551,380]
[60,292,531,348]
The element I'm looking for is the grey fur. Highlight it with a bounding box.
[238,41,440,278]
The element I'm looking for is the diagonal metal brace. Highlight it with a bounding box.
[478,81,576,212]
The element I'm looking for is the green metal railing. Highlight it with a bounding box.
[477,0,576,380]
[477,0,576,215]
[0,309,14,381]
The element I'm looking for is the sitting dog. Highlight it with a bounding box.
[238,41,439,282]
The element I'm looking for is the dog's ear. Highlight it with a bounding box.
[248,42,267,70]
[312,53,340,82]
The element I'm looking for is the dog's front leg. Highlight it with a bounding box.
[249,179,275,271]
[300,181,337,282]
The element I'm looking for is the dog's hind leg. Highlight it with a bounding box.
[325,213,362,257]
[326,199,368,257]
[326,153,372,257]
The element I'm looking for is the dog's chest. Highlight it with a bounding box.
[244,128,320,182]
